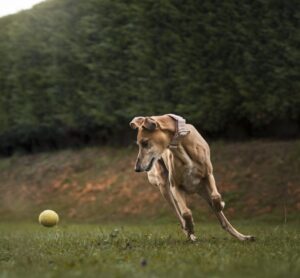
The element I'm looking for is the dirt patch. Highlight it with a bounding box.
[0,141,299,221]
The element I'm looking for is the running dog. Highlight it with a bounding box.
[130,114,254,241]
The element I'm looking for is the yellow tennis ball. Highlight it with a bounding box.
[39,210,59,227]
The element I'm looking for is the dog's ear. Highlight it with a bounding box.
[152,115,176,134]
[130,116,158,131]
[129,117,145,129]
[142,117,157,131]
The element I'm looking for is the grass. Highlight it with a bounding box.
[0,220,299,278]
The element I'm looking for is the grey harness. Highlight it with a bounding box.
[167,114,190,149]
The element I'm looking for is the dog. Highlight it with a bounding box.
[130,114,254,241]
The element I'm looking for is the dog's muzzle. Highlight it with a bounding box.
[145,158,155,172]
[134,158,155,172]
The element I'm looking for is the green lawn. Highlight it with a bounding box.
[0,220,299,278]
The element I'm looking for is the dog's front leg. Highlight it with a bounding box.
[169,182,196,242]
[149,161,188,233]
[157,183,186,229]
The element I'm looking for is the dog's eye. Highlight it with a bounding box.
[141,140,149,148]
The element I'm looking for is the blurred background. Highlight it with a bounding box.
[0,0,299,223]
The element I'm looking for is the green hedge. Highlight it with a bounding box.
[0,0,299,154]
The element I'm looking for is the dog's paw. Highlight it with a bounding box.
[189,234,197,242]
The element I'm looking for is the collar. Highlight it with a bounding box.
[167,114,190,149]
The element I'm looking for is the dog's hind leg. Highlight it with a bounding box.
[198,186,255,241]
[206,174,225,212]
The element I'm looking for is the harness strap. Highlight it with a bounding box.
[167,114,190,149]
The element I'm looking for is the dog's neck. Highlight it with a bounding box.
[167,142,192,169]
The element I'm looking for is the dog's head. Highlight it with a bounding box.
[129,115,177,172]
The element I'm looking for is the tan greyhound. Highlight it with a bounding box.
[130,114,254,241]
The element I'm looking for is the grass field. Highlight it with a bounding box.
[1,220,299,278]
[0,141,299,277]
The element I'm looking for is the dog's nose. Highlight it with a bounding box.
[135,158,142,172]
[135,166,142,172]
